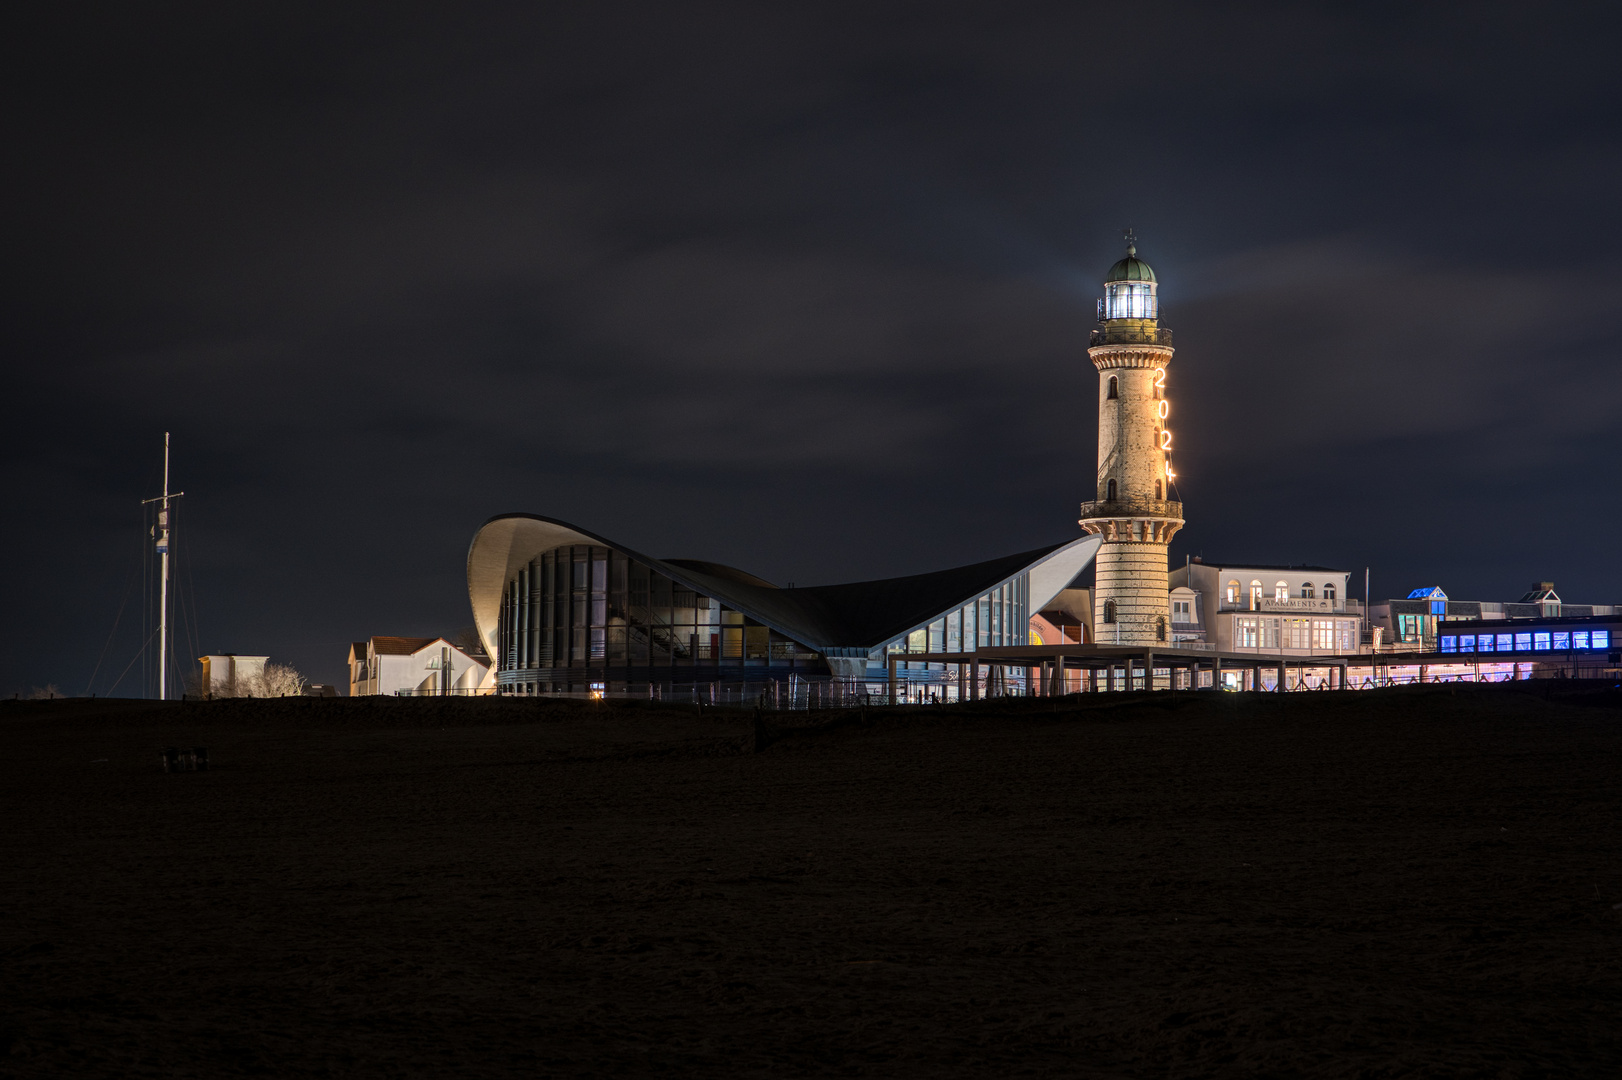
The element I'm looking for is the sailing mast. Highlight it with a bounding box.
[142,433,184,699]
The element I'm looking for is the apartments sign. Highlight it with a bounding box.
[1259,598,1336,613]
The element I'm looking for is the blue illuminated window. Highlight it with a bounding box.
[1533,632,1551,651]
[1573,631,1590,649]
[1595,630,1611,650]
[1497,634,1512,650]
[1430,600,1446,615]
[1514,633,1531,651]
[1553,632,1570,650]
[1460,634,1476,651]
[1478,635,1494,652]
[1440,635,1457,653]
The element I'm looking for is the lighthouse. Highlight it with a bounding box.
[1079,232,1183,646]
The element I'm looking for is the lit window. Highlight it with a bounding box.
[1301,582,1315,599]
[1440,636,1456,653]
[1274,581,1288,601]
[1595,630,1611,649]
[1497,634,1512,650]
[1533,632,1550,651]
[1226,580,1239,604]
[1460,634,1475,651]
[1553,632,1570,649]
[1574,631,1590,649]
[1478,635,1494,652]
[1514,633,1531,651]
[1250,581,1263,609]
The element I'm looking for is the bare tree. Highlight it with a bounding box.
[253,663,306,698]
[216,662,307,698]
[451,626,487,660]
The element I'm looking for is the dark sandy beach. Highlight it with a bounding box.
[3,686,1620,1077]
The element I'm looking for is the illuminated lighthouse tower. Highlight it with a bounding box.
[1079,232,1183,646]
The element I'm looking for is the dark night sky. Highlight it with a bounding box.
[5,2,1621,696]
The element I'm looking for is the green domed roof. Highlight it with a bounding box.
[1105,250,1157,284]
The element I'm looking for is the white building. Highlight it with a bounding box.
[197,654,268,699]
[1371,581,1621,649]
[1167,559,1364,656]
[347,636,490,696]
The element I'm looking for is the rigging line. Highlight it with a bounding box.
[82,559,139,696]
[81,506,148,696]
[106,625,160,698]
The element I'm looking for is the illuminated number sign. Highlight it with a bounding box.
[1155,367,1175,480]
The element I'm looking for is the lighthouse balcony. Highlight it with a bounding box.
[1078,496,1182,522]
[1090,326,1173,347]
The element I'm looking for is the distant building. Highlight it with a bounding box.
[197,654,267,699]
[348,636,491,696]
[1372,581,1621,651]
[1167,559,1364,655]
[466,514,1103,698]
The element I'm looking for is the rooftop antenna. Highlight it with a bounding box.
[141,433,184,700]
[1124,226,1137,256]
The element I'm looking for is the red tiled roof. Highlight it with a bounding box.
[370,635,441,656]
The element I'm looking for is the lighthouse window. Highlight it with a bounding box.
[1102,599,1117,624]
[1105,281,1158,319]
[1156,617,1167,642]
[1107,376,1118,400]
[1106,479,1117,501]
[1154,480,1162,499]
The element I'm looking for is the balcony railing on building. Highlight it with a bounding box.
[1078,496,1183,521]
[1089,326,1173,347]
[1216,598,1364,616]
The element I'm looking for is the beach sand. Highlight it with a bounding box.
[3,685,1620,1077]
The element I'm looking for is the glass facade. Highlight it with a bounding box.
[878,573,1037,699]
[886,574,1029,657]
[495,543,823,693]
[1439,627,1612,653]
[488,536,1051,701]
